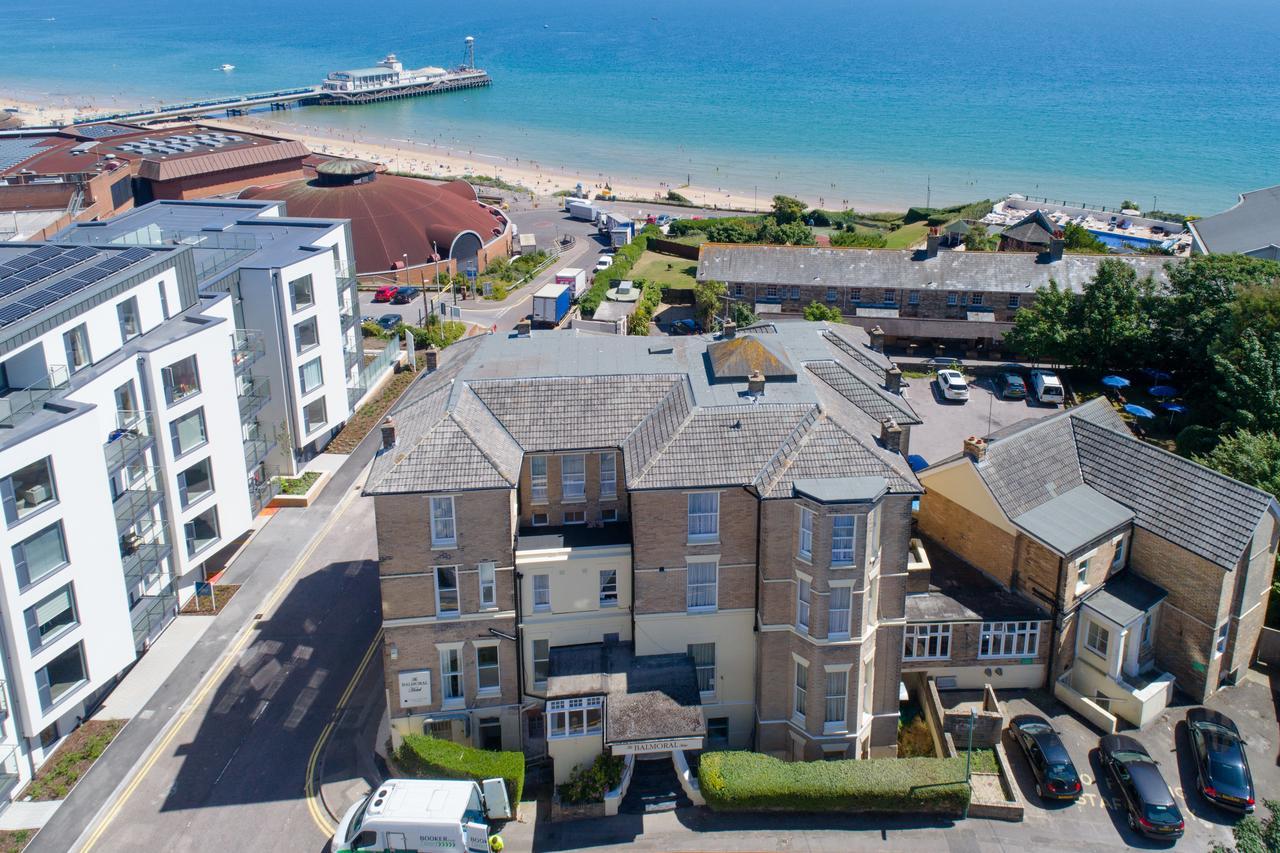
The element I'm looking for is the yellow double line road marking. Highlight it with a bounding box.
[78,483,362,852]
[304,628,383,836]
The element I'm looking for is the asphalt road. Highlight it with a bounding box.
[68,488,382,853]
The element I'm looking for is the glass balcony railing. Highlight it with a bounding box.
[237,375,270,423]
[104,410,153,473]
[130,592,177,652]
[0,365,70,429]
[231,330,265,375]
[113,473,162,531]
[248,469,281,516]
[243,421,274,471]
[122,539,172,588]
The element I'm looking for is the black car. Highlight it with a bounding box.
[391,286,420,304]
[1187,708,1255,813]
[997,371,1027,399]
[1009,715,1081,801]
[1100,734,1185,839]
[376,313,401,332]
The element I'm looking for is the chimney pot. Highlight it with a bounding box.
[881,418,903,454]
[722,321,737,339]
[963,435,988,462]
[869,325,885,353]
[424,345,439,371]
[886,365,903,394]
[747,369,766,395]
[381,417,397,450]
[925,232,941,259]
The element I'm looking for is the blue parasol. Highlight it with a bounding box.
[1148,385,1179,398]
[1123,403,1156,419]
[1101,375,1130,388]
[907,454,929,472]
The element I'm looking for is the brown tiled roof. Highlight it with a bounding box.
[137,140,310,181]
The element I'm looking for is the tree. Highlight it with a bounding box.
[963,226,997,252]
[1003,280,1075,365]
[1210,798,1280,853]
[1213,331,1280,433]
[1062,222,1109,253]
[1120,199,1138,211]
[1229,282,1280,341]
[759,220,816,246]
[730,302,758,328]
[703,220,758,243]
[803,301,842,322]
[1073,259,1155,370]
[1195,430,1280,498]
[694,279,726,329]
[771,195,807,225]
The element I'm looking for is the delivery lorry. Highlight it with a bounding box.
[566,199,598,221]
[332,778,512,853]
[554,267,588,299]
[532,283,571,327]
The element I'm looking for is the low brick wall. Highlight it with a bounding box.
[943,707,1003,748]
[550,794,606,822]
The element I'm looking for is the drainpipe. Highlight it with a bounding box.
[750,485,762,751]
[1043,554,1068,692]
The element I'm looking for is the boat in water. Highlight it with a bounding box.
[310,43,489,106]
[219,64,235,72]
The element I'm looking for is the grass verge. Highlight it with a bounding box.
[326,354,423,454]
[0,830,34,853]
[22,720,124,801]
[630,251,698,289]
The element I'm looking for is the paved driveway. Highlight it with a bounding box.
[903,371,1062,465]
[1001,676,1278,850]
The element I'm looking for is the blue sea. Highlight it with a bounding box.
[2,0,1277,213]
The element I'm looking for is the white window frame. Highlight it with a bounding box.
[435,566,459,617]
[903,623,951,661]
[688,642,716,697]
[531,512,549,527]
[979,621,1040,658]
[475,643,500,695]
[1214,622,1229,658]
[824,667,849,732]
[793,658,808,723]
[798,507,814,561]
[1075,554,1092,590]
[1110,534,1127,570]
[1085,619,1110,658]
[828,585,853,639]
[599,569,618,607]
[831,514,855,566]
[687,492,719,543]
[865,506,881,567]
[599,451,617,499]
[532,639,550,687]
[795,576,811,633]
[686,560,718,612]
[601,508,618,523]
[561,454,586,502]
[430,496,456,547]
[478,562,497,609]
[564,509,585,525]
[532,574,551,612]
[440,646,463,704]
[530,456,548,504]
[546,696,603,739]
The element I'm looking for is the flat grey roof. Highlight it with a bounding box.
[906,551,1048,623]
[1083,572,1168,628]
[1012,484,1134,555]
[793,476,886,503]
[1189,185,1280,255]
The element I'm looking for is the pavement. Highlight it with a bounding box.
[903,371,1062,464]
[27,418,388,853]
[90,616,216,721]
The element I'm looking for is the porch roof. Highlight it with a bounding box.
[1012,484,1133,555]
[1083,571,1168,628]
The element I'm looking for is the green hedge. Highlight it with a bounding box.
[396,735,525,805]
[699,751,970,815]
[627,280,663,335]
[580,224,661,316]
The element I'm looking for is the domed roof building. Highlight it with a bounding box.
[0,112,22,131]
[240,159,512,275]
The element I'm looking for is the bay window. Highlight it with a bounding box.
[547,696,602,739]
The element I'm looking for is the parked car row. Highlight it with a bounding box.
[1010,707,1255,842]
[373,285,421,304]
[932,365,1065,406]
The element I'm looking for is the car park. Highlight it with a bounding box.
[935,369,969,401]
[997,371,1027,399]
[1099,734,1185,840]
[376,313,401,331]
[1186,708,1255,813]
[391,286,420,304]
[1009,715,1082,801]
[373,285,398,303]
[1030,369,1065,405]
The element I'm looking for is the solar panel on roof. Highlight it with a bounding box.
[117,247,153,263]
[45,280,83,298]
[0,280,26,298]
[0,304,31,327]
[28,246,61,261]
[19,291,59,311]
[64,246,98,262]
[40,255,79,273]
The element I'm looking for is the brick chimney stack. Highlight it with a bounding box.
[885,365,903,394]
[747,369,766,396]
[1049,231,1065,262]
[925,228,941,259]
[963,435,988,462]
[881,419,903,454]
[381,417,397,451]
[869,325,885,353]
[722,321,737,339]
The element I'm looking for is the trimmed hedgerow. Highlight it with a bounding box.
[580,224,662,316]
[698,751,969,815]
[396,735,525,805]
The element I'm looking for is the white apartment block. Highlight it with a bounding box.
[0,199,371,799]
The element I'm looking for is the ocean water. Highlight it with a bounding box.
[3,0,1278,212]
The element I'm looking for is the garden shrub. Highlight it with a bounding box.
[698,751,969,815]
[627,280,663,335]
[580,225,660,316]
[557,754,624,805]
[396,735,525,805]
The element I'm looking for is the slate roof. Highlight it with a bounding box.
[365,326,919,499]
[1081,572,1168,628]
[1001,209,1057,246]
[697,243,1174,296]
[806,360,921,426]
[962,396,1276,570]
[1188,185,1280,256]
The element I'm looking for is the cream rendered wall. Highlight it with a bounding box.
[919,462,1015,535]
[913,663,1046,691]
[550,733,603,784]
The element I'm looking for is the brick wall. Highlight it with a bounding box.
[724,280,1034,327]
[1012,536,1062,611]
[918,491,1017,587]
[1225,513,1278,680]
[632,487,758,571]
[384,617,519,714]
[517,450,628,528]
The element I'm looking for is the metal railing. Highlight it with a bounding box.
[249,470,281,516]
[130,593,177,652]
[232,330,265,375]
[104,410,153,472]
[113,474,162,530]
[0,365,70,428]
[356,333,400,392]
[243,421,274,471]
[122,540,172,589]
[237,375,270,423]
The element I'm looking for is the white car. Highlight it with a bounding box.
[1030,369,1065,405]
[594,255,613,272]
[936,369,970,401]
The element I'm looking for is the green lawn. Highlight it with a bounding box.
[884,222,930,249]
[631,251,699,289]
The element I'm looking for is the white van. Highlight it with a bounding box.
[332,778,512,853]
[1030,369,1065,405]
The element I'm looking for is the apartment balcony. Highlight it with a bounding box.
[344,344,362,374]
[231,330,266,376]
[121,538,173,589]
[237,375,270,424]
[103,409,154,473]
[0,364,70,429]
[113,474,162,532]
[243,421,275,471]
[130,592,177,652]
[249,469,281,516]
[0,744,18,802]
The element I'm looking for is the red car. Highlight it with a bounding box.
[373,286,398,303]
